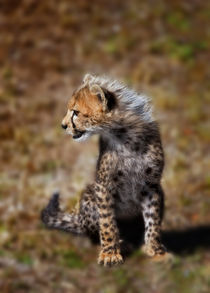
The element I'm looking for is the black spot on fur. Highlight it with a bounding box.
[113,192,121,201]
[118,170,123,176]
[112,127,127,139]
[138,143,149,155]
[61,220,69,226]
[105,196,110,202]
[83,195,88,201]
[95,186,100,192]
[150,212,155,218]
[151,200,159,207]
[110,203,115,209]
[133,143,140,152]
[92,214,97,221]
[146,181,159,191]
[155,236,161,242]
[153,172,160,179]
[86,220,90,226]
[102,213,109,218]
[141,190,148,197]
[146,167,152,174]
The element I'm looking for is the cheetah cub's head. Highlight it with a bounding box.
[61,74,116,141]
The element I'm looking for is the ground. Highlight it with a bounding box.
[0,1,210,292]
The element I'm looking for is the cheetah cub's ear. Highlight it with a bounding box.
[90,84,107,112]
[83,73,94,85]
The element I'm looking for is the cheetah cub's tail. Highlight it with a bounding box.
[41,192,61,227]
[41,193,84,235]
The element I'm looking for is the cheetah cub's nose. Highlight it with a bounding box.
[61,124,67,130]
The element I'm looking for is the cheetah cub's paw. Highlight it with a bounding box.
[98,250,124,267]
[143,242,167,257]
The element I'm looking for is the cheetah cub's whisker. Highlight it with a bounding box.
[41,74,167,267]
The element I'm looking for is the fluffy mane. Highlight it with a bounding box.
[83,74,154,123]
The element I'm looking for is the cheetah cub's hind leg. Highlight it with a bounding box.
[141,185,167,257]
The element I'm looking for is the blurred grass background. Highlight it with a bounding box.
[0,0,210,292]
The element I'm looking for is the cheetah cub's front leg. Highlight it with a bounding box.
[95,154,123,267]
[95,183,123,266]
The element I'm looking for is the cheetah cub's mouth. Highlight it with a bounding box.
[72,130,91,142]
[73,130,86,140]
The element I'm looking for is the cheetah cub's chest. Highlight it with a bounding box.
[110,148,145,218]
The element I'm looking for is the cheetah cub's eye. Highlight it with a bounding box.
[73,110,79,116]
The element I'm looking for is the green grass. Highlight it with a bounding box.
[61,250,85,269]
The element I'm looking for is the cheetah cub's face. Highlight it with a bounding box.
[62,76,116,141]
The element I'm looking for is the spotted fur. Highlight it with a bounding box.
[41,74,167,266]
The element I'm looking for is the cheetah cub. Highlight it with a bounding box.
[41,74,167,266]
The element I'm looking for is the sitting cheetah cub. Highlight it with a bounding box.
[41,74,167,266]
